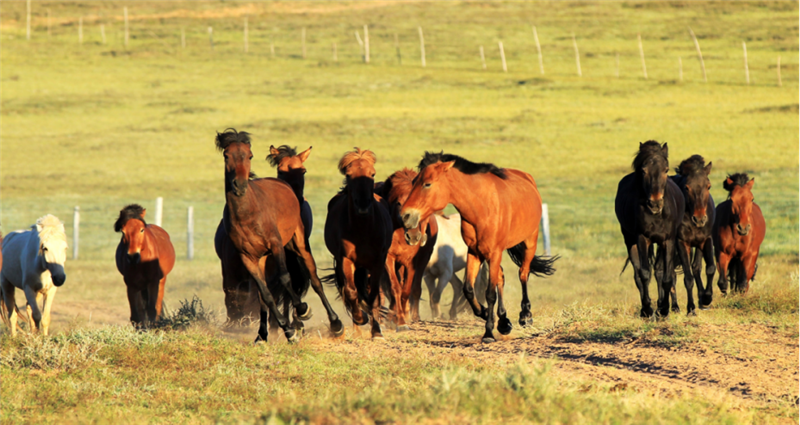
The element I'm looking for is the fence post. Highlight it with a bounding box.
[418,26,426,68]
[777,56,782,87]
[187,206,194,260]
[572,33,581,77]
[155,197,163,227]
[479,45,486,70]
[364,25,370,63]
[73,206,80,260]
[244,18,248,53]
[208,27,214,52]
[498,41,507,72]
[301,27,306,59]
[688,27,707,83]
[532,25,543,75]
[79,17,83,44]
[541,203,551,256]
[742,41,749,84]
[124,7,129,48]
[638,33,647,79]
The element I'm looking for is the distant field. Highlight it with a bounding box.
[0,1,798,424]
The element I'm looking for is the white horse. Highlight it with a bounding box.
[423,213,489,320]
[1,215,68,336]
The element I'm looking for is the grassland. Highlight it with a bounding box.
[0,1,798,424]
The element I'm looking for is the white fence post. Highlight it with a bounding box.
[73,206,80,260]
[540,204,551,256]
[498,41,507,73]
[418,26,426,68]
[532,25,543,75]
[155,197,163,227]
[187,206,194,260]
[572,33,582,77]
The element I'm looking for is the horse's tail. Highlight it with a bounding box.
[619,245,656,276]
[0,296,28,333]
[286,250,310,301]
[506,242,559,277]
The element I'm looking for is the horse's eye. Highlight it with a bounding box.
[371,173,376,179]
[140,229,145,233]
[249,155,253,161]
[42,247,48,252]
[424,182,432,188]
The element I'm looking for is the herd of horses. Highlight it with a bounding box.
[0,133,766,344]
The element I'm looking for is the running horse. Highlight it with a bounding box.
[670,155,715,313]
[1,215,68,336]
[216,129,342,343]
[400,152,557,343]
[115,204,175,328]
[615,141,685,318]
[713,173,765,294]
[376,168,438,329]
[324,148,393,339]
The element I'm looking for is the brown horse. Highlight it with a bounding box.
[215,145,314,326]
[115,205,175,327]
[670,155,716,313]
[376,168,438,329]
[216,129,343,342]
[324,148,393,339]
[400,152,557,343]
[713,173,765,294]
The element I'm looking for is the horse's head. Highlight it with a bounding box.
[385,168,429,246]
[633,141,669,215]
[115,204,147,265]
[724,174,756,236]
[216,129,254,197]
[400,159,454,244]
[338,148,377,216]
[35,215,68,287]
[676,155,712,228]
[268,145,311,201]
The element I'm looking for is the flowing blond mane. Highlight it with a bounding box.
[34,214,67,246]
[337,147,376,175]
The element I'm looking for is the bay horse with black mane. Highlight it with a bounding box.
[713,173,765,294]
[115,205,175,328]
[400,152,557,343]
[670,155,716,313]
[615,141,685,318]
[376,168,438,328]
[216,129,342,343]
[324,148,393,339]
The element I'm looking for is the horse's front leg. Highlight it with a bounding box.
[656,239,678,317]
[23,287,43,333]
[366,265,385,340]
[676,241,695,315]
[40,286,58,336]
[716,251,731,296]
[126,285,145,328]
[384,256,405,329]
[516,242,538,328]
[629,242,653,318]
[240,255,296,344]
[462,252,487,319]
[699,238,716,308]
[741,251,759,294]
[145,279,163,327]
[269,244,310,321]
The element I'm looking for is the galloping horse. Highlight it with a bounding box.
[376,168,438,328]
[1,215,68,336]
[324,148,393,339]
[217,129,342,343]
[215,145,314,327]
[400,152,557,343]
[713,173,765,294]
[115,205,175,327]
[615,141,685,318]
[670,155,715,313]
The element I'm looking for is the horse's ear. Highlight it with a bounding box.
[661,143,668,157]
[442,161,456,172]
[141,209,147,218]
[269,145,280,157]
[298,146,312,163]
[745,178,755,190]
[703,162,712,175]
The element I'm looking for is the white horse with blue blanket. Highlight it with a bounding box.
[1,215,68,336]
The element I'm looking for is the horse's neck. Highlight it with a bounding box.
[226,184,256,225]
[445,172,485,226]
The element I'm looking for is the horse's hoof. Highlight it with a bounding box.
[700,294,713,308]
[640,308,654,318]
[498,317,513,335]
[372,334,386,341]
[518,311,533,328]
[354,314,370,326]
[254,335,267,345]
[699,305,711,311]
[671,306,681,313]
[396,325,412,332]
[296,303,312,321]
[330,319,344,337]
[687,309,697,317]
[285,329,299,344]
[481,337,496,344]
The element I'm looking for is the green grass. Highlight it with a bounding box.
[0,1,798,424]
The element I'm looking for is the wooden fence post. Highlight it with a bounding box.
[572,33,582,77]
[155,197,163,227]
[301,27,306,59]
[244,18,249,53]
[688,27,707,82]
[187,207,194,260]
[208,27,214,52]
[418,26,426,68]
[532,25,543,74]
[498,41,507,72]
[479,45,486,70]
[79,17,83,44]
[541,203,551,256]
[742,41,749,84]
[638,33,647,79]
[72,206,80,260]
[364,25,370,63]
[777,56,782,87]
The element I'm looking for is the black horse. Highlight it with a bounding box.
[615,141,685,317]
[669,155,716,314]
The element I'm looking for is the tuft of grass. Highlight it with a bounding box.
[155,296,218,330]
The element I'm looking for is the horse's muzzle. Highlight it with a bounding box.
[736,223,751,236]
[50,264,66,287]
[404,228,427,246]
[402,210,420,230]
[647,199,664,215]
[127,252,141,264]
[231,179,247,197]
[691,214,708,228]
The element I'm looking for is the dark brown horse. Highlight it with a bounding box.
[713,173,765,294]
[324,148,393,339]
[115,205,175,327]
[615,141,685,318]
[400,152,557,343]
[216,129,342,342]
[670,155,716,313]
[214,145,314,328]
[376,168,438,329]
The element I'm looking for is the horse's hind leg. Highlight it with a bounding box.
[462,253,487,320]
[241,255,295,343]
[269,243,310,320]
[287,231,343,336]
[24,287,43,334]
[449,274,467,320]
[423,273,439,319]
[1,279,18,337]
[481,253,505,343]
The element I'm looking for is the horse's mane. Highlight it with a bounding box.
[114,204,146,232]
[632,140,667,171]
[674,155,706,176]
[215,128,251,151]
[419,151,507,179]
[723,173,750,193]
[266,145,297,168]
[386,168,418,204]
[338,148,376,175]
[35,215,67,244]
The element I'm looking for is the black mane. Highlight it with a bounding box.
[215,128,251,151]
[674,155,706,176]
[114,204,146,232]
[266,145,298,167]
[418,151,507,179]
[723,173,750,193]
[632,140,668,171]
